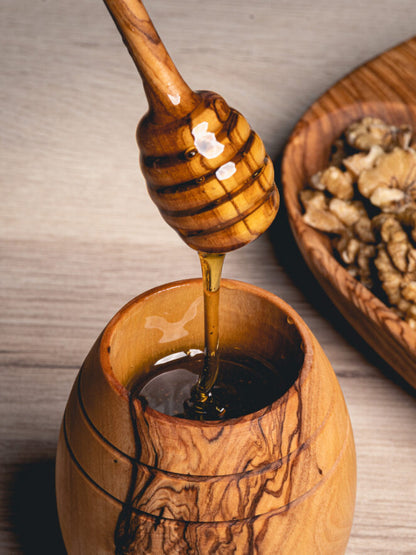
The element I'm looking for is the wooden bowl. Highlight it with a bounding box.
[56,279,356,554]
[282,37,416,390]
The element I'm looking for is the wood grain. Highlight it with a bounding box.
[56,280,356,553]
[103,0,279,253]
[282,37,416,389]
[2,0,416,553]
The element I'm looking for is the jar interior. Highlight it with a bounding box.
[107,281,305,409]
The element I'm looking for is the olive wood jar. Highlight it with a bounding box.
[56,279,356,554]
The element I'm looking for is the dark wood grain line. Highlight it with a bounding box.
[181,187,276,238]
[159,160,269,219]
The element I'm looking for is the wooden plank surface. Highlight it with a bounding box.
[1,0,415,553]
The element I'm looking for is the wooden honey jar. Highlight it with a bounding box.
[56,279,356,553]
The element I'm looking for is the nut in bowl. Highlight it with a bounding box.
[281,36,416,389]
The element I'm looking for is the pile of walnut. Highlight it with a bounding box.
[300,116,416,329]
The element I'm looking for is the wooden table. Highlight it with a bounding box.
[1,0,415,552]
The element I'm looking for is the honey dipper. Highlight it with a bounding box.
[103,0,279,253]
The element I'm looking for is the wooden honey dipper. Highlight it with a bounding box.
[103,0,279,253]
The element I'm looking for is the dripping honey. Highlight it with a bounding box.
[129,253,299,420]
[184,252,225,419]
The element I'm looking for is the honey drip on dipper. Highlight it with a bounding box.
[103,0,279,419]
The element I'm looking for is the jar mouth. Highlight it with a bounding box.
[100,278,312,426]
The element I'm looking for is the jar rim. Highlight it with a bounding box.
[99,278,313,428]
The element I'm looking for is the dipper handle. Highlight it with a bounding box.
[103,0,279,252]
[103,0,199,120]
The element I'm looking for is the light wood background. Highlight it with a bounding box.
[1,0,415,553]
